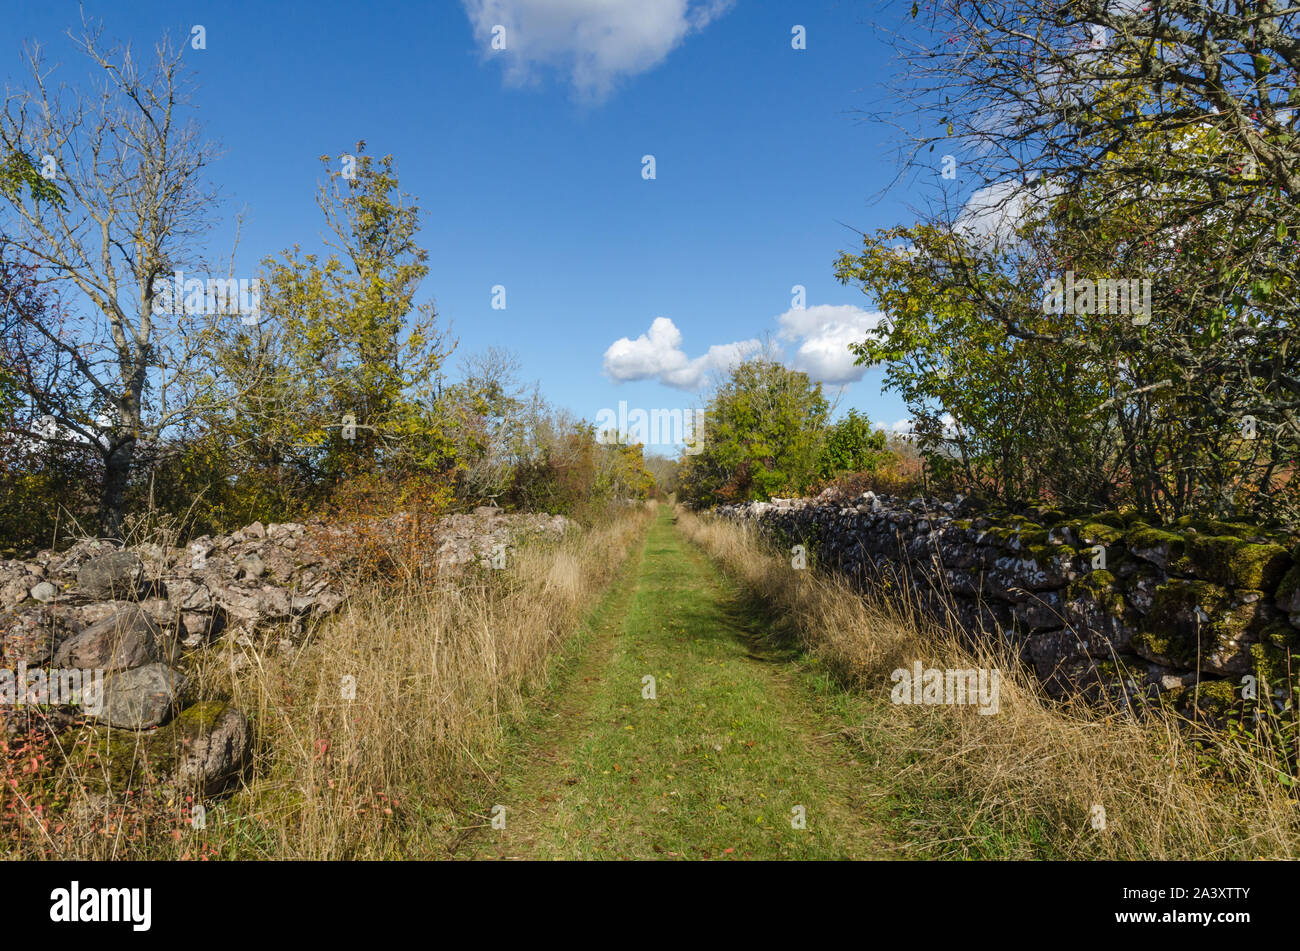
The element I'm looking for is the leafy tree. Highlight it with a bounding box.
[434,347,532,505]
[835,220,1118,507]
[595,439,655,500]
[0,246,97,551]
[208,144,456,514]
[679,357,830,506]
[818,409,888,480]
[843,1,1300,523]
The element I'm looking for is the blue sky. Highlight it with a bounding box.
[4,1,929,449]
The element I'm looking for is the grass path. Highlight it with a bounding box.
[459,506,894,860]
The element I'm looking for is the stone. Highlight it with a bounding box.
[1,575,32,606]
[213,584,272,623]
[76,551,143,599]
[29,581,57,603]
[1126,526,1185,571]
[97,663,186,729]
[1274,564,1300,614]
[714,494,1299,700]
[1022,632,1104,698]
[1132,580,1267,675]
[0,606,77,665]
[1063,572,1135,653]
[236,553,266,580]
[1184,536,1291,590]
[70,700,249,795]
[1012,590,1066,631]
[52,606,176,672]
[172,702,252,795]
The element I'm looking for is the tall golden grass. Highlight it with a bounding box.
[676,506,1300,860]
[3,503,653,859]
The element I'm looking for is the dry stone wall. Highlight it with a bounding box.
[0,508,570,794]
[717,492,1300,711]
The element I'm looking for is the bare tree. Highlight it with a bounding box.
[0,21,237,536]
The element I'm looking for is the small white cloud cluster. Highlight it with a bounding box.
[602,317,759,391]
[463,0,734,102]
[603,303,884,392]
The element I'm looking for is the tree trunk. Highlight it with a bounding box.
[99,436,135,540]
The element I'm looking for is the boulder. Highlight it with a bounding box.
[71,700,250,795]
[97,663,186,729]
[172,701,252,795]
[52,606,177,671]
[1122,581,1267,676]
[76,551,143,600]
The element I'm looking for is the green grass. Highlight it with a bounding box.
[459,507,893,859]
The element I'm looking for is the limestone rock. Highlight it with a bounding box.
[52,606,177,672]
[97,663,187,729]
[76,552,143,600]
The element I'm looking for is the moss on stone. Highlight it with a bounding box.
[1078,522,1124,546]
[173,699,230,735]
[1026,543,1075,568]
[1184,535,1291,589]
[1204,519,1265,539]
[1190,678,1240,720]
[69,699,235,794]
[1275,564,1300,602]
[1066,570,1127,616]
[1094,511,1129,529]
[1217,599,1268,641]
[1071,568,1117,590]
[1126,525,1184,552]
[1258,621,1298,650]
[984,517,1047,547]
[1251,642,1299,690]
[1158,677,1241,722]
[1135,580,1231,668]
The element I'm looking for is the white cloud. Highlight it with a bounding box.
[874,414,961,440]
[603,302,881,394]
[463,0,734,102]
[955,178,1061,247]
[603,317,758,391]
[776,304,883,385]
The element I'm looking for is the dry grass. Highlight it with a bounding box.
[676,506,1300,860]
[3,502,653,859]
